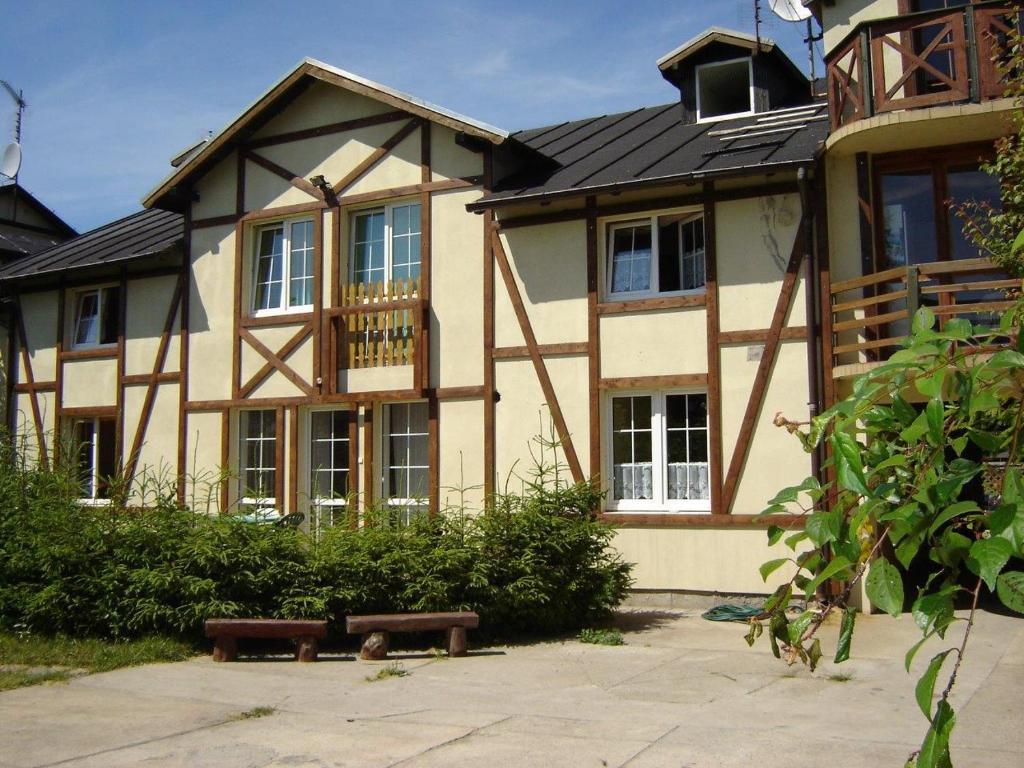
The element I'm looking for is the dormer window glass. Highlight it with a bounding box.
[696,58,754,121]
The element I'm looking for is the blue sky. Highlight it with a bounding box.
[1,1,822,232]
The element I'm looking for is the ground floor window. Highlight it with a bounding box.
[72,417,116,502]
[608,391,709,512]
[383,401,428,524]
[308,408,352,531]
[239,409,277,515]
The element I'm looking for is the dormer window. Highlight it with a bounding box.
[696,57,754,121]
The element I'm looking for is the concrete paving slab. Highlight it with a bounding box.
[2,608,1022,767]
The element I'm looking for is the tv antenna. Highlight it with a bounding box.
[767,0,822,96]
[0,79,26,181]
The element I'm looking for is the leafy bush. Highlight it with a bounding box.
[0,440,632,642]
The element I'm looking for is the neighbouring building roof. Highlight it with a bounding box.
[472,101,828,209]
[144,57,509,211]
[0,208,183,281]
[0,181,77,259]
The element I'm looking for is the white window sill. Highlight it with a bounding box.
[70,342,117,352]
[77,498,112,507]
[251,305,314,319]
[604,287,706,303]
[605,506,712,515]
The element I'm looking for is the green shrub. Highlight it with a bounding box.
[0,438,632,641]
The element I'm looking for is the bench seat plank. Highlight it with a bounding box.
[204,619,328,639]
[346,611,479,634]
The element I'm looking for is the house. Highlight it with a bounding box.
[1,0,1018,601]
[0,181,75,264]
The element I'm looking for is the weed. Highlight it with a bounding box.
[578,628,625,646]
[235,706,276,720]
[828,672,854,683]
[365,662,409,682]
[0,669,72,691]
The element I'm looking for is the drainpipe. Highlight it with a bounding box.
[797,166,824,492]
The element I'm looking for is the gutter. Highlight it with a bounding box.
[797,165,824,491]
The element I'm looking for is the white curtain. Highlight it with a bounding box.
[668,462,710,501]
[613,463,653,500]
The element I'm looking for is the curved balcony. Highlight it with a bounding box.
[826,2,1021,132]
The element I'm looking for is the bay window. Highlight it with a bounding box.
[607,213,705,299]
[251,218,314,314]
[351,202,421,286]
[608,392,710,512]
[72,285,120,349]
[383,401,428,524]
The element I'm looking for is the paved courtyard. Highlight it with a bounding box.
[1,607,1022,767]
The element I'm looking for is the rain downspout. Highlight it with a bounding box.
[797,165,824,489]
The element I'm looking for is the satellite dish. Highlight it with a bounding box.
[769,0,812,22]
[0,142,21,179]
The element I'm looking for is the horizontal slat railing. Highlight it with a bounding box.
[825,1,1020,131]
[829,258,1015,369]
[333,278,421,370]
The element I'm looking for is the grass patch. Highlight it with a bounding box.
[578,628,624,646]
[235,706,276,720]
[828,672,854,682]
[0,632,194,691]
[365,662,409,682]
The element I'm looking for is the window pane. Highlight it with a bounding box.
[688,430,708,462]
[666,394,687,430]
[680,218,706,291]
[880,171,937,267]
[289,221,314,307]
[633,431,652,463]
[610,225,652,294]
[391,204,421,283]
[658,216,681,293]
[667,431,687,464]
[240,410,276,502]
[686,394,707,427]
[254,227,285,310]
[100,287,120,345]
[947,166,1002,261]
[310,410,349,501]
[74,292,99,346]
[96,419,116,498]
[75,420,96,497]
[698,59,752,118]
[353,211,386,285]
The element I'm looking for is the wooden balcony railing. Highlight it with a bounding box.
[828,258,1018,371]
[826,1,1021,131]
[327,278,422,370]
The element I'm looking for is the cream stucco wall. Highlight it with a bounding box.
[821,0,900,55]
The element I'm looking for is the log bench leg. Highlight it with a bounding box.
[212,635,237,662]
[446,626,467,657]
[296,635,319,662]
[361,631,390,660]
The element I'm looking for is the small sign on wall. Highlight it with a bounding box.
[747,344,764,362]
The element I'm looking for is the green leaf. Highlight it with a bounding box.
[784,531,809,550]
[833,431,870,497]
[807,638,822,672]
[865,557,904,617]
[942,317,972,340]
[804,555,854,598]
[928,500,979,537]
[805,509,842,547]
[916,370,946,399]
[996,571,1024,614]
[767,525,785,546]
[967,537,1014,591]
[905,633,934,672]
[912,306,936,334]
[901,412,930,444]
[912,589,956,637]
[786,610,815,645]
[925,398,945,445]
[990,504,1024,557]
[967,428,1003,452]
[763,583,793,615]
[987,349,1024,369]
[758,503,787,518]
[917,700,955,768]
[1012,227,1024,255]
[915,650,953,719]
[834,606,856,664]
[759,558,790,582]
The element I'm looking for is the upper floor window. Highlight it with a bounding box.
[696,58,753,121]
[351,202,421,286]
[72,285,120,349]
[607,213,705,299]
[251,219,314,315]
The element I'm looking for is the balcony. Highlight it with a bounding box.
[827,257,1016,375]
[326,278,423,372]
[826,2,1021,131]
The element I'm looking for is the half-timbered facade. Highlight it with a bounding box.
[2,5,1019,598]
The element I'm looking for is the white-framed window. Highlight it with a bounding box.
[383,401,429,525]
[72,417,116,502]
[606,213,706,299]
[306,408,352,530]
[251,218,314,315]
[607,391,710,512]
[71,285,120,349]
[351,202,421,285]
[239,409,277,511]
[696,57,755,122]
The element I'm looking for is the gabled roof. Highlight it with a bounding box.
[144,58,508,210]
[471,101,828,209]
[0,208,182,281]
[0,181,77,239]
[656,27,775,72]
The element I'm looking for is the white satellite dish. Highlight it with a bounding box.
[0,142,22,179]
[769,0,812,22]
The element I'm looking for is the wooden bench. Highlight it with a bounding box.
[204,619,328,662]
[345,612,479,660]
